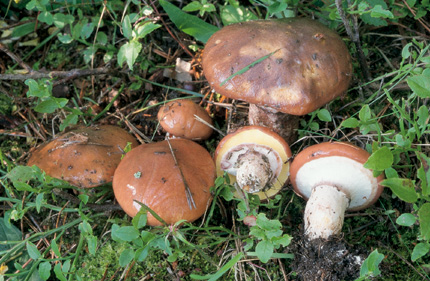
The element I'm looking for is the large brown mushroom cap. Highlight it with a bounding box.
[27,125,138,188]
[202,18,353,115]
[113,139,215,226]
[290,142,385,211]
[158,99,213,140]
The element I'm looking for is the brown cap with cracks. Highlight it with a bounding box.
[113,139,215,226]
[27,125,138,188]
[158,99,213,140]
[290,142,385,211]
[202,18,352,116]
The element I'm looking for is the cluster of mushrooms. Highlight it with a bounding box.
[27,17,384,265]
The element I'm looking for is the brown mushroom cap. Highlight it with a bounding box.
[27,125,138,188]
[202,17,352,115]
[158,99,213,140]
[215,126,292,200]
[290,142,385,211]
[113,139,215,226]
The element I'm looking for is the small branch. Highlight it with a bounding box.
[165,138,196,210]
[0,67,118,80]
[335,0,371,81]
[0,43,33,73]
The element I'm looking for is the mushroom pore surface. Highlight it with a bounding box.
[27,125,138,188]
[113,139,215,226]
[202,17,352,115]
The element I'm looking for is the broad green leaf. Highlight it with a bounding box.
[411,242,430,262]
[396,213,417,226]
[134,22,161,40]
[317,108,332,122]
[26,241,41,260]
[96,31,108,45]
[256,213,281,231]
[0,219,21,252]
[51,239,61,257]
[34,97,68,113]
[364,146,393,171]
[416,152,430,196]
[53,263,67,281]
[159,0,219,43]
[83,46,97,64]
[86,235,97,256]
[122,15,132,40]
[359,249,384,277]
[57,33,73,44]
[135,246,150,261]
[359,104,372,122]
[12,22,37,38]
[119,248,135,267]
[220,4,258,25]
[132,212,147,229]
[272,234,292,247]
[342,117,359,128]
[80,22,95,39]
[182,1,202,12]
[407,71,430,98]
[38,11,53,25]
[53,13,74,29]
[416,105,429,127]
[60,113,79,131]
[255,240,274,263]
[371,5,394,18]
[117,40,142,70]
[38,261,51,280]
[419,203,430,240]
[7,165,35,182]
[35,193,44,213]
[111,224,140,242]
[25,79,51,98]
[381,178,417,203]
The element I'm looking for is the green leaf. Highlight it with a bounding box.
[27,241,42,260]
[122,15,133,40]
[396,213,417,226]
[255,240,274,263]
[189,252,243,280]
[35,193,44,213]
[220,4,258,25]
[86,235,97,256]
[60,113,79,131]
[381,178,417,203]
[272,234,292,247]
[359,104,372,122]
[317,108,332,122]
[416,152,430,196]
[159,0,219,43]
[407,71,430,98]
[51,239,61,257]
[96,31,108,45]
[38,261,51,281]
[12,22,37,38]
[132,212,147,229]
[370,5,394,18]
[111,224,140,242]
[38,11,53,25]
[119,248,135,267]
[53,263,67,281]
[57,33,73,44]
[80,22,95,39]
[25,79,51,98]
[411,242,430,262]
[34,97,68,113]
[53,13,74,29]
[416,105,429,127]
[182,1,202,12]
[364,146,393,171]
[359,249,384,278]
[0,219,21,252]
[7,165,35,182]
[117,40,142,70]
[341,117,359,128]
[134,22,161,40]
[419,203,430,240]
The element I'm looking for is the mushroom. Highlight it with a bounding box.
[27,125,138,188]
[215,126,292,200]
[289,142,384,240]
[158,99,213,140]
[202,18,352,143]
[112,138,215,226]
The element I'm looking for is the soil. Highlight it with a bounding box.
[289,232,367,281]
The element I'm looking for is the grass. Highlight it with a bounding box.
[1,0,430,280]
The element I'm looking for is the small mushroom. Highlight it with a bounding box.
[202,18,352,143]
[215,126,292,200]
[112,138,215,226]
[289,142,384,240]
[158,99,213,140]
[27,125,138,188]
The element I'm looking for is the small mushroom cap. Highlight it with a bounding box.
[113,139,215,226]
[290,142,385,211]
[215,126,292,200]
[158,99,213,140]
[27,125,138,188]
[202,18,352,115]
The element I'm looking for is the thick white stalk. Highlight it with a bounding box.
[235,152,272,193]
[304,185,349,240]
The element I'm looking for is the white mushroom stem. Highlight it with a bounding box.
[304,185,349,240]
[235,152,273,193]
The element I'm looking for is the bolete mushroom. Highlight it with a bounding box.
[158,99,213,140]
[202,17,352,143]
[112,138,215,226]
[215,126,292,200]
[27,125,138,188]
[289,142,384,240]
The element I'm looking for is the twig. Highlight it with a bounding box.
[0,43,33,73]
[165,138,196,210]
[335,0,371,81]
[194,114,225,137]
[0,67,118,80]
